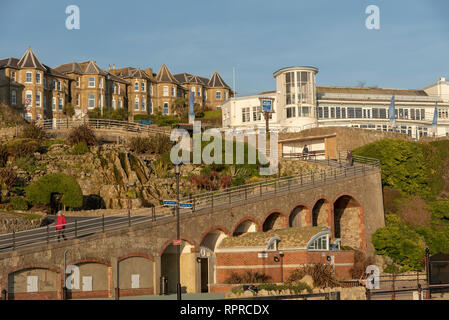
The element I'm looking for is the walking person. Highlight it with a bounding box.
[56,211,67,241]
[302,144,309,160]
[347,150,353,166]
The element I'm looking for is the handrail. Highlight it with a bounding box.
[0,153,380,253]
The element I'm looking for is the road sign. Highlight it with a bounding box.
[173,240,182,246]
[179,202,193,208]
[163,200,177,206]
[261,99,273,112]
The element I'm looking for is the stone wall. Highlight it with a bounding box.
[0,213,44,235]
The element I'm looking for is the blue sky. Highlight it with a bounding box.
[1,0,449,96]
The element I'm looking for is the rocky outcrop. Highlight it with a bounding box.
[0,213,44,235]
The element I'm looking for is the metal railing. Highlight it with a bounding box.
[0,154,380,253]
[38,118,171,136]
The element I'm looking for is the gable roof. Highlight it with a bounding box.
[208,71,230,89]
[17,47,46,71]
[81,60,108,76]
[0,57,19,69]
[53,62,84,74]
[112,67,151,80]
[156,64,179,84]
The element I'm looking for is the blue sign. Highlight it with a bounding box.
[262,99,273,112]
[163,200,177,206]
[179,202,193,208]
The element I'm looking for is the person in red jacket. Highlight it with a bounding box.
[56,211,67,241]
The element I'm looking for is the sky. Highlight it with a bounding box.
[1,0,449,96]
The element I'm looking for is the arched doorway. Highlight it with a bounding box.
[289,206,308,227]
[262,212,283,232]
[118,255,154,297]
[199,229,227,293]
[312,199,329,227]
[333,195,363,249]
[160,241,196,294]
[233,219,257,236]
[8,267,59,300]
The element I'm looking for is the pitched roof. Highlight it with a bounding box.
[81,60,108,76]
[112,67,151,80]
[0,57,19,69]
[53,62,84,74]
[156,64,179,84]
[174,73,208,85]
[17,47,46,71]
[208,71,230,88]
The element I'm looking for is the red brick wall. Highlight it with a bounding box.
[216,250,354,284]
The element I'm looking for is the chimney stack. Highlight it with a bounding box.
[113,64,116,70]
[108,64,111,71]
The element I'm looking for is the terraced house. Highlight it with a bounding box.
[0,47,233,122]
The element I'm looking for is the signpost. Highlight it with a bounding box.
[179,202,193,209]
[163,200,177,206]
[173,240,182,246]
[259,97,275,135]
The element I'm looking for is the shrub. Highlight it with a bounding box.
[20,123,46,140]
[128,137,151,154]
[71,142,89,155]
[5,139,39,158]
[67,124,96,146]
[25,173,83,208]
[15,155,36,172]
[349,250,375,279]
[0,168,17,188]
[287,264,340,288]
[0,144,7,167]
[10,196,28,211]
[224,271,272,284]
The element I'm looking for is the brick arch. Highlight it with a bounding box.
[289,202,311,227]
[199,226,231,246]
[262,209,288,231]
[7,264,61,277]
[332,193,366,251]
[117,252,155,262]
[158,236,199,256]
[71,257,111,267]
[311,196,332,227]
[232,216,261,235]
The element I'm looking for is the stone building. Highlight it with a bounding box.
[0,47,233,122]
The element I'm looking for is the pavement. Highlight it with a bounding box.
[77,293,226,300]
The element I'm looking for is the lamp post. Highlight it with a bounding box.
[174,162,182,300]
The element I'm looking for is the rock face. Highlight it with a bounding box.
[19,144,199,210]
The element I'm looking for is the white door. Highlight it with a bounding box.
[27,276,38,293]
[82,276,93,292]
[131,274,140,289]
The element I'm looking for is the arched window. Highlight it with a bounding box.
[134,81,139,91]
[306,231,330,251]
[141,81,145,92]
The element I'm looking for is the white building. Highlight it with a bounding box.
[222,66,449,138]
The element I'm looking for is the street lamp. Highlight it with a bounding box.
[174,162,182,300]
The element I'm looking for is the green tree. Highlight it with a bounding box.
[25,173,83,208]
[62,103,75,128]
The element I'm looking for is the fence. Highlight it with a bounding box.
[38,118,171,136]
[0,151,380,253]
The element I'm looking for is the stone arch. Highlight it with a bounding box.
[333,194,365,250]
[262,210,286,232]
[117,253,154,297]
[312,198,330,227]
[7,266,61,300]
[199,227,229,293]
[69,258,112,299]
[289,204,310,227]
[232,217,259,236]
[160,238,197,294]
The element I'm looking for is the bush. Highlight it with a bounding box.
[10,196,28,211]
[88,106,129,121]
[67,124,96,146]
[0,168,17,188]
[224,271,272,284]
[129,134,173,155]
[20,123,46,140]
[0,144,7,167]
[349,250,375,279]
[71,142,89,155]
[25,173,83,208]
[5,139,39,158]
[128,137,152,154]
[15,155,36,172]
[287,264,340,288]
